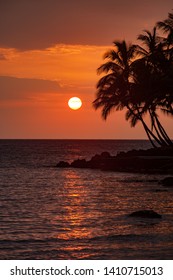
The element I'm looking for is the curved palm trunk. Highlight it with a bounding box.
[141,122,158,148]
[127,105,161,148]
[135,106,163,147]
[154,114,173,146]
[149,110,168,146]
[140,118,161,147]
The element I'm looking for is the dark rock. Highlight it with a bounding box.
[129,210,162,219]
[71,159,88,168]
[160,177,173,187]
[88,154,102,168]
[90,154,100,162]
[87,152,112,169]
[56,161,70,168]
[100,151,111,158]
[56,147,173,174]
[117,151,125,157]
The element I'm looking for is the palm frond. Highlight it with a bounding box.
[157,21,172,33]
[160,108,173,116]
[137,34,150,43]
[133,45,148,56]
[103,50,123,67]
[125,109,139,127]
[97,61,122,75]
[96,73,116,89]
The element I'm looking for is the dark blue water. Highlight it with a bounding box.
[0,140,173,259]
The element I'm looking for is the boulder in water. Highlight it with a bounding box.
[160,177,173,187]
[129,210,162,219]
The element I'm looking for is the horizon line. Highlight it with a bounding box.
[0,138,153,141]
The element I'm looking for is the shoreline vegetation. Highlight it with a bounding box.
[56,146,173,175]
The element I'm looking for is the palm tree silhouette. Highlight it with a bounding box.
[93,41,134,118]
[157,12,173,53]
[157,12,173,118]
[93,41,159,147]
[134,27,173,146]
[93,18,173,147]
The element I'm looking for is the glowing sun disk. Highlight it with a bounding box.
[68,97,82,110]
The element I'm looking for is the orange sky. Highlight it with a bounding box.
[0,0,172,139]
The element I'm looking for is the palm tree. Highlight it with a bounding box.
[93,40,162,148]
[156,12,173,139]
[93,40,134,119]
[93,29,173,147]
[136,27,173,146]
[157,12,173,55]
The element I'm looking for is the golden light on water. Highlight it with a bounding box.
[52,170,93,240]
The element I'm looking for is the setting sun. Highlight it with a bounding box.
[1,0,173,263]
[68,97,82,110]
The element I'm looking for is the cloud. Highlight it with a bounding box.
[0,45,107,88]
[0,76,62,101]
[0,53,6,60]
[0,0,172,50]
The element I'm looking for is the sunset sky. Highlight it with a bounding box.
[0,0,173,139]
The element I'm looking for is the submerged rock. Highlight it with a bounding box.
[129,210,162,219]
[160,177,173,187]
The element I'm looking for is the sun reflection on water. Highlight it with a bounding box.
[52,169,95,240]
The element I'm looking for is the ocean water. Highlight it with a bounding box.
[0,139,173,260]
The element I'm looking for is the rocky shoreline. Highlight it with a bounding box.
[56,147,173,220]
[56,146,173,174]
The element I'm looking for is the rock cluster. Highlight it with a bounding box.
[56,151,112,169]
[56,147,173,174]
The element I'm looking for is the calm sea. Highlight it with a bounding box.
[0,139,173,260]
